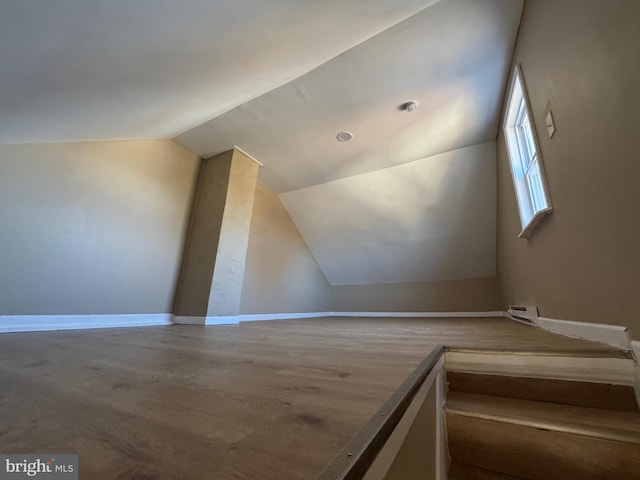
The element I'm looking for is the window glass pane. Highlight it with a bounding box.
[525,159,547,212]
[521,113,537,161]
[516,126,532,172]
[516,107,537,172]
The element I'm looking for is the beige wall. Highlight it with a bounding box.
[280,143,498,286]
[331,278,502,312]
[0,140,199,315]
[0,140,497,319]
[497,0,640,338]
[241,186,501,315]
[240,184,331,314]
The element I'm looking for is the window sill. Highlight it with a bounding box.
[518,207,552,239]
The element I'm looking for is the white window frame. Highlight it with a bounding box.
[503,65,552,239]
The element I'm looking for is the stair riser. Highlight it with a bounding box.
[447,413,640,480]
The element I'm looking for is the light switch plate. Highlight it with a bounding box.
[545,109,556,138]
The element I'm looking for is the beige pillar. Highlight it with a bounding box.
[173,148,259,324]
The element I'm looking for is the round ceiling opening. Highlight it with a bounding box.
[336,131,353,142]
[400,101,418,112]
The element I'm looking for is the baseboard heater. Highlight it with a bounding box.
[508,305,538,324]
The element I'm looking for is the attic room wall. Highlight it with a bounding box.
[331,277,503,313]
[240,184,331,314]
[240,182,501,315]
[497,0,640,338]
[0,140,199,316]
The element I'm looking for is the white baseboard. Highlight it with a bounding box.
[206,316,240,325]
[173,315,240,325]
[0,311,506,333]
[329,311,504,318]
[239,311,504,322]
[238,312,329,322]
[176,312,328,324]
[524,314,631,350]
[227,311,505,323]
[0,314,172,333]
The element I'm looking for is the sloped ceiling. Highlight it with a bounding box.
[1,0,523,287]
[280,142,497,285]
[178,0,523,194]
[177,0,522,286]
[0,0,439,143]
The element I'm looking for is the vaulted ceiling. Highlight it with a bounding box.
[178,0,523,194]
[1,0,523,286]
[0,0,440,143]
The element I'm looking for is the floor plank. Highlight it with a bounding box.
[0,316,622,479]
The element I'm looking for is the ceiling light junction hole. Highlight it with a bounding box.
[400,101,418,112]
[336,131,353,142]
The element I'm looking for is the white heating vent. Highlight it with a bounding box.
[508,305,539,324]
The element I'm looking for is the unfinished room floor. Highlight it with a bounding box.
[0,317,621,479]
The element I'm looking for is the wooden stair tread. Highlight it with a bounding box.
[446,346,633,359]
[447,371,639,411]
[448,463,526,480]
[445,391,640,444]
[446,414,640,480]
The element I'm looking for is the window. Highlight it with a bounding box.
[504,65,552,238]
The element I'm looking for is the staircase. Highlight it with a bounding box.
[445,368,640,479]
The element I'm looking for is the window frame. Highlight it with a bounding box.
[503,65,552,239]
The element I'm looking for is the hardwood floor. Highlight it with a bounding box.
[0,317,621,479]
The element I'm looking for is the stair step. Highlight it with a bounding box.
[447,371,638,412]
[448,463,526,480]
[445,392,640,480]
[446,391,640,443]
[444,349,636,387]
[447,413,640,480]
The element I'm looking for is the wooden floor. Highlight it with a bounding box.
[0,317,620,479]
